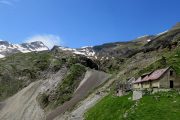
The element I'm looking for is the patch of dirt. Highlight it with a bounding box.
[54,74,116,120]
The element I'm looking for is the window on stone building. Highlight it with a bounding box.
[170,70,173,76]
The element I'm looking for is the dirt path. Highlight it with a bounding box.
[46,70,110,120]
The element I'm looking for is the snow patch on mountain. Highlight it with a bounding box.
[0,41,49,58]
[147,39,151,42]
[58,46,96,57]
[81,46,93,49]
[157,30,168,36]
[137,35,149,39]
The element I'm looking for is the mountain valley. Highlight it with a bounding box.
[0,22,180,120]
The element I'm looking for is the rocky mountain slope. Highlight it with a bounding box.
[52,23,180,62]
[52,35,154,60]
[0,41,48,58]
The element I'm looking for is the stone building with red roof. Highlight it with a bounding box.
[133,67,179,89]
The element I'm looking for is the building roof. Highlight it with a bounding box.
[127,77,135,83]
[133,67,170,84]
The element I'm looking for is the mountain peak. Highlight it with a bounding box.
[0,41,49,58]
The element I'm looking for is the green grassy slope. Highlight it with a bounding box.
[127,91,180,120]
[85,91,180,120]
[85,94,134,120]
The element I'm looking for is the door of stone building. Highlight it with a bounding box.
[170,80,174,88]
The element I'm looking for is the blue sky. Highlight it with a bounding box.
[0,0,180,48]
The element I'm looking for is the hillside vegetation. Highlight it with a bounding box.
[0,51,53,101]
[37,64,86,110]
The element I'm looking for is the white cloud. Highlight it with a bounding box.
[0,0,19,6]
[0,0,12,5]
[25,34,63,49]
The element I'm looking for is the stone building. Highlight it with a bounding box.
[133,67,179,89]
[116,77,135,96]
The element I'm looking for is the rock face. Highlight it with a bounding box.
[0,41,49,58]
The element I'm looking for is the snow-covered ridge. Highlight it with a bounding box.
[0,41,49,58]
[157,30,168,36]
[137,35,149,39]
[58,46,96,57]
